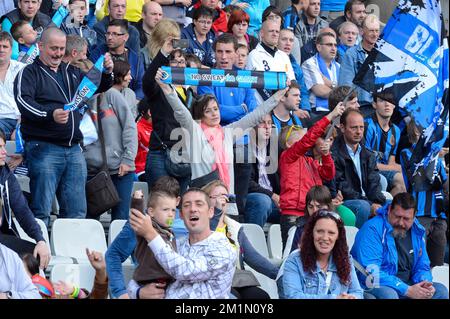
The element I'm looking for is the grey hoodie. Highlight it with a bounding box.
[84,88,138,175]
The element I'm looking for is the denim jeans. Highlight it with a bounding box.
[244,192,280,227]
[0,118,17,140]
[343,199,371,229]
[25,141,87,227]
[367,283,449,299]
[110,173,135,221]
[145,149,190,194]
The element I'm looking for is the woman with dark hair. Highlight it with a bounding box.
[282,210,363,299]
[181,5,216,67]
[84,61,138,221]
[227,8,258,51]
[155,68,287,194]
[261,5,284,25]
[112,60,138,118]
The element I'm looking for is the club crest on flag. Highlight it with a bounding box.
[353,0,448,192]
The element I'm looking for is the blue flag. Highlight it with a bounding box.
[353,0,448,192]
[52,5,70,27]
[64,55,105,112]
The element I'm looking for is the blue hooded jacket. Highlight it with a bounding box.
[89,44,145,100]
[197,77,258,126]
[351,204,432,296]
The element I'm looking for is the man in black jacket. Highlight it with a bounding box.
[14,27,114,227]
[93,0,141,55]
[134,0,163,49]
[332,108,386,228]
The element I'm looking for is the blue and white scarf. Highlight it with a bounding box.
[315,53,340,110]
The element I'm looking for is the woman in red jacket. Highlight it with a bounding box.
[278,103,345,248]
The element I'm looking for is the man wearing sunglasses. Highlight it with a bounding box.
[302,30,339,123]
[90,19,145,99]
[351,192,449,299]
[93,0,141,55]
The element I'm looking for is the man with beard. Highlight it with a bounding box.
[271,82,305,132]
[90,19,144,99]
[329,0,366,42]
[351,192,449,299]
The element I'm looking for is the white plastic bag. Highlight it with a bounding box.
[80,112,98,146]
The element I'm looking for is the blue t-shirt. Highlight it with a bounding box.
[364,116,400,164]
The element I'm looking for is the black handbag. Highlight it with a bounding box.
[85,95,121,217]
[152,130,191,178]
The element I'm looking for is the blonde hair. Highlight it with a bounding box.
[202,180,229,196]
[149,19,180,59]
[279,125,306,150]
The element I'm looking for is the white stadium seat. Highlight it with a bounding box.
[51,219,107,263]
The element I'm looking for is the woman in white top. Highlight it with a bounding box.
[155,68,287,193]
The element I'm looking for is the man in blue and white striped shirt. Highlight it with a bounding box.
[364,92,406,197]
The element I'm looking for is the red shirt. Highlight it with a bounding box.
[135,118,153,174]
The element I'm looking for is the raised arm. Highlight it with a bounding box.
[155,68,195,132]
[228,88,288,138]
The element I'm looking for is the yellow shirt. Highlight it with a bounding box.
[96,0,146,23]
[216,225,237,251]
[175,86,186,102]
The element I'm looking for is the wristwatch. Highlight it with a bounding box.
[5,291,13,299]
[331,81,337,89]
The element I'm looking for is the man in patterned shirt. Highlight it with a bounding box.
[128,188,237,299]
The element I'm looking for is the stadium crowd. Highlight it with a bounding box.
[0,0,448,300]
